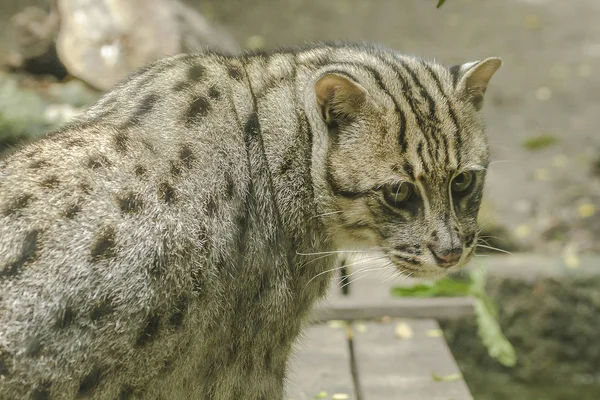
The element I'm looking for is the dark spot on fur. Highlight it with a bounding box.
[168,296,189,329]
[40,175,60,189]
[136,314,160,347]
[158,182,176,204]
[173,81,190,92]
[3,193,34,216]
[264,349,273,371]
[90,226,116,261]
[116,192,144,215]
[244,112,259,140]
[224,173,235,199]
[29,160,49,169]
[66,138,86,149]
[87,154,111,169]
[55,305,75,329]
[185,96,211,125]
[0,348,12,376]
[208,86,221,100]
[170,161,182,177]
[1,230,40,278]
[187,63,206,81]
[118,384,135,400]
[227,64,243,80]
[24,149,38,159]
[31,382,51,400]
[78,366,102,395]
[279,154,293,174]
[141,139,156,154]
[179,145,196,169]
[90,300,115,321]
[114,131,129,153]
[65,202,82,219]
[134,165,147,177]
[25,337,42,357]
[120,94,160,129]
[79,182,92,195]
[206,198,217,217]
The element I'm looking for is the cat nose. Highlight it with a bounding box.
[429,246,463,268]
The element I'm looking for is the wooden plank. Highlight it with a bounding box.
[309,263,475,322]
[353,319,473,400]
[285,324,354,400]
[313,296,475,323]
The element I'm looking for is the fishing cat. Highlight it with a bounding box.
[0,43,500,399]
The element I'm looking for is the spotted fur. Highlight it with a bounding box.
[0,43,500,399]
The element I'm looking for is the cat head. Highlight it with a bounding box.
[311,51,501,278]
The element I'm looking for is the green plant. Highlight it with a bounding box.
[392,265,516,367]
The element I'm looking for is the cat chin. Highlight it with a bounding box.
[394,262,466,279]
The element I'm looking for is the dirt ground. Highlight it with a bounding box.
[3,0,599,255]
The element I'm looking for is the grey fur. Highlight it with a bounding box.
[0,43,500,399]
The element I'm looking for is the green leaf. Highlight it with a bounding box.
[391,277,471,298]
[432,372,462,382]
[522,135,559,151]
[469,266,517,367]
[437,0,447,8]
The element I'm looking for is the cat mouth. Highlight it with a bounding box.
[389,250,472,278]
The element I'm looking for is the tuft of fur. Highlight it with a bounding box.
[0,43,500,399]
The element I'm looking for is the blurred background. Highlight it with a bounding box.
[1,0,599,399]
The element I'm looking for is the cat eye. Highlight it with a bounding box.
[451,172,474,193]
[382,182,414,208]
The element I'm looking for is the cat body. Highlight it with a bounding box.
[0,43,500,399]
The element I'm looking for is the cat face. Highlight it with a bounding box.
[314,53,501,278]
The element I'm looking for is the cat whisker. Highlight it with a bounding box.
[311,210,343,219]
[476,243,513,256]
[304,255,387,288]
[488,159,515,165]
[296,249,372,257]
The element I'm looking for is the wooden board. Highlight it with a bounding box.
[311,264,475,322]
[285,323,354,400]
[314,296,475,323]
[353,319,473,400]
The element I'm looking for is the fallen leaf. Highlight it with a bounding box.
[514,224,531,239]
[522,135,558,151]
[395,322,414,339]
[577,203,595,218]
[327,320,346,329]
[432,372,462,382]
[523,14,540,29]
[314,391,328,399]
[426,329,443,337]
[332,394,350,400]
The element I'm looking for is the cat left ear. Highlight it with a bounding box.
[315,73,366,127]
[452,57,502,111]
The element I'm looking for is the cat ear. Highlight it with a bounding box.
[451,57,502,111]
[315,73,366,127]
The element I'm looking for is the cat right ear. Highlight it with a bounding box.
[451,57,502,111]
[315,73,366,127]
